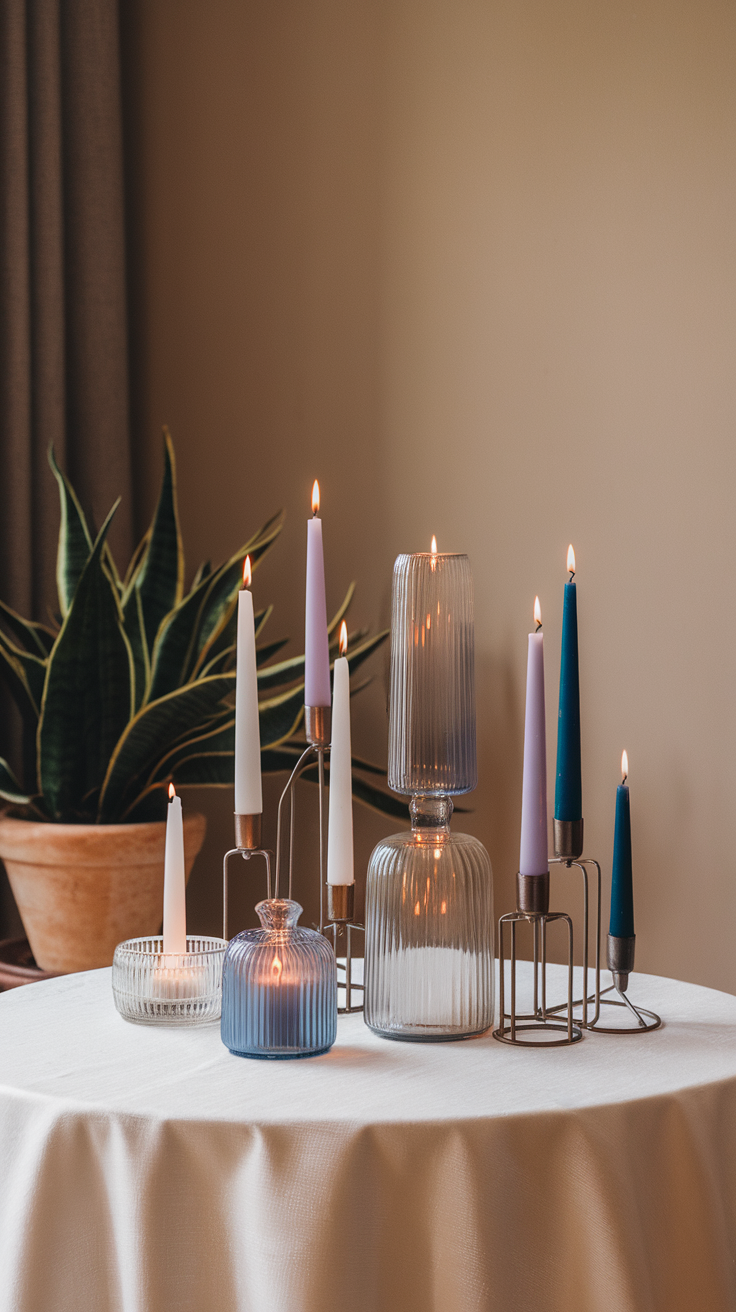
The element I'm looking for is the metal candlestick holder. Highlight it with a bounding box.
[222,705,365,1015]
[222,812,272,939]
[587,934,661,1033]
[494,871,582,1046]
[546,817,602,1030]
[548,820,660,1034]
[324,884,364,1014]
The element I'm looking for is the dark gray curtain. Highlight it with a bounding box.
[0,0,132,936]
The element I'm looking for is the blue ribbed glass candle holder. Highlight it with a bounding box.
[221,899,337,1059]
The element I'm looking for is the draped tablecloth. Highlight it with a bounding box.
[1,964,735,1312]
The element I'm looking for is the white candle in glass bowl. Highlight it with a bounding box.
[163,783,187,954]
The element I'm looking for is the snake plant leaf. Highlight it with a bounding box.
[255,637,288,667]
[123,587,151,711]
[256,651,305,691]
[145,709,235,784]
[143,570,216,703]
[0,755,31,805]
[97,673,235,821]
[0,600,56,657]
[191,560,212,590]
[189,512,284,675]
[0,646,38,741]
[258,747,406,818]
[198,605,277,679]
[139,682,305,791]
[38,504,135,820]
[344,630,389,677]
[122,530,150,594]
[254,605,272,639]
[48,447,93,618]
[327,581,355,635]
[279,742,387,777]
[134,428,185,650]
[148,521,283,702]
[200,644,237,677]
[0,630,46,718]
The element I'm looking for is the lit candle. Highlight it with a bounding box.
[555,544,582,824]
[519,597,549,876]
[327,622,354,887]
[163,783,186,954]
[304,480,331,707]
[609,751,634,937]
[234,556,263,816]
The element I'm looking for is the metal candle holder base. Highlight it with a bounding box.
[547,822,660,1035]
[584,934,661,1033]
[324,890,364,1014]
[223,814,272,939]
[222,708,365,1014]
[493,873,583,1047]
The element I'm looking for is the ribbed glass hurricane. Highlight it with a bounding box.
[388,552,476,795]
[221,899,337,1059]
[112,936,227,1026]
[364,798,494,1040]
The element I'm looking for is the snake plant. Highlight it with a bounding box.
[0,431,403,824]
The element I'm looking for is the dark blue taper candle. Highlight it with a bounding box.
[609,756,634,937]
[554,550,582,822]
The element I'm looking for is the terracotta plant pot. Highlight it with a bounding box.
[0,814,207,973]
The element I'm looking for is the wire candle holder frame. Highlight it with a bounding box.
[547,818,660,1034]
[221,706,365,1015]
[493,821,661,1044]
[493,872,583,1047]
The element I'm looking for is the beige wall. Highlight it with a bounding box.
[123,1,736,990]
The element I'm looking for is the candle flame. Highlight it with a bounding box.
[272,954,283,983]
[242,555,251,589]
[311,480,320,515]
[168,782,176,800]
[621,750,628,783]
[339,620,348,656]
[534,596,542,628]
[567,544,576,574]
[431,535,437,554]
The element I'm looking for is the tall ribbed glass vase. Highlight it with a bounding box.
[365,551,494,1041]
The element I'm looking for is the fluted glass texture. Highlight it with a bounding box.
[389,553,476,795]
[112,936,227,1025]
[365,799,494,1039]
[221,899,337,1058]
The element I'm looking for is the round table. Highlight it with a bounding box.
[0,964,735,1312]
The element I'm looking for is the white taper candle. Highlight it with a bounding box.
[327,623,354,886]
[163,784,187,954]
[234,558,263,815]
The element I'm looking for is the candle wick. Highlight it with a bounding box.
[535,621,542,633]
[569,570,575,581]
[622,774,627,786]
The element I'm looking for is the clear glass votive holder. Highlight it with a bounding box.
[112,935,228,1026]
[221,899,337,1059]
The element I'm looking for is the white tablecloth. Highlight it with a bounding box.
[1,964,735,1312]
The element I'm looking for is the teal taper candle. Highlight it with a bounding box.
[554,545,582,823]
[609,751,634,938]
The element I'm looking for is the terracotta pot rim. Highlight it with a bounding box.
[0,812,207,868]
[0,815,204,837]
